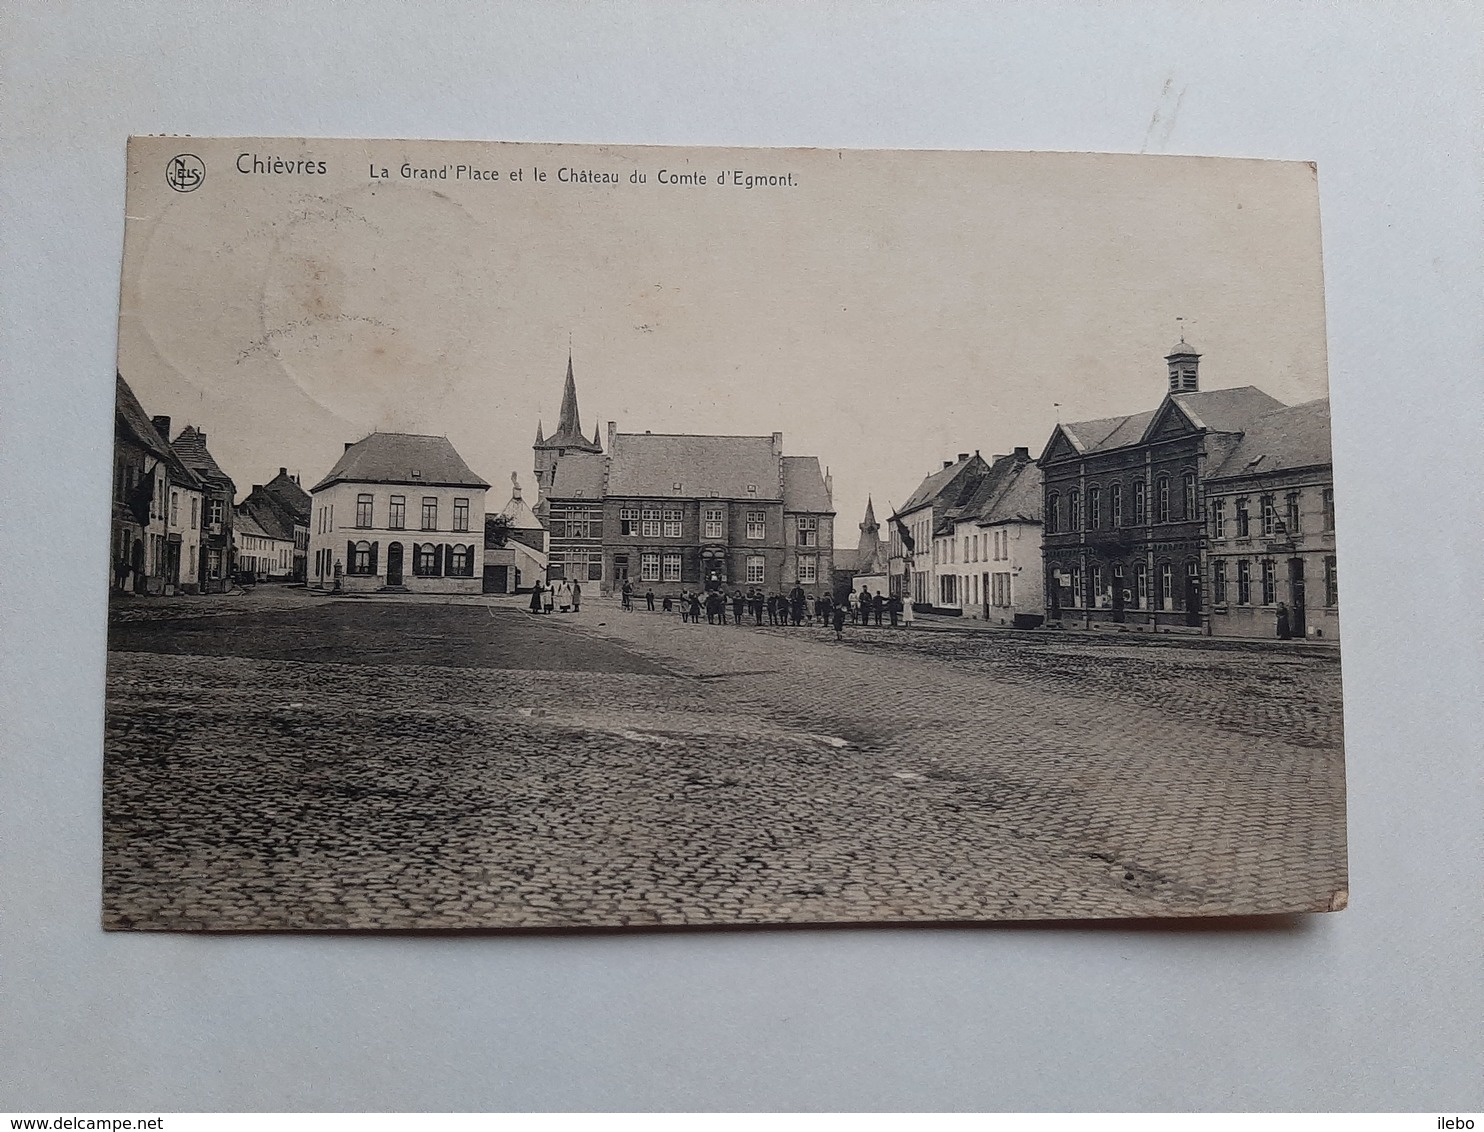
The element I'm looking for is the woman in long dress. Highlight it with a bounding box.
[529,580,543,614]
[543,583,556,614]
[559,580,572,613]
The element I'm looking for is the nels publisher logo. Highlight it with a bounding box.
[165,153,205,193]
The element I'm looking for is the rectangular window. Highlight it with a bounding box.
[1133,481,1147,525]
[746,510,765,539]
[190,497,198,527]
[661,552,681,582]
[588,555,603,582]
[453,498,470,532]
[169,492,179,526]
[1091,565,1104,607]
[421,497,438,531]
[619,507,638,536]
[1261,495,1276,537]
[796,515,817,547]
[1069,491,1082,531]
[1133,563,1147,609]
[1235,497,1250,537]
[387,496,404,529]
[640,552,660,581]
[746,556,765,585]
[1068,565,1082,608]
[797,554,817,583]
[1156,478,1171,524]
[1214,561,1228,604]
[1159,563,1174,611]
[208,498,224,526]
[705,508,725,540]
[662,508,683,538]
[1112,565,1125,607]
[1323,488,1336,532]
[1213,498,1226,538]
[1324,556,1338,606]
[1110,485,1122,528]
[1285,492,1301,536]
[1183,474,1197,521]
[641,508,662,538]
[1261,559,1276,604]
[1088,486,1101,530]
[356,493,374,528]
[1237,560,1252,604]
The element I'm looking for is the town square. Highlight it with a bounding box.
[103,139,1347,929]
[105,584,1345,930]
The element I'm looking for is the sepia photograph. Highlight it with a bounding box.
[106,136,1347,931]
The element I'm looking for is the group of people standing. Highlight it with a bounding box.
[528,578,581,615]
[618,580,911,639]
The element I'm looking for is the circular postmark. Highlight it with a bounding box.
[165,154,206,193]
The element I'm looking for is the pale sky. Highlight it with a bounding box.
[119,139,1329,531]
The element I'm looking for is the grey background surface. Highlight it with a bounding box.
[2,0,1480,1112]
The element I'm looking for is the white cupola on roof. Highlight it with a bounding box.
[1166,336,1201,393]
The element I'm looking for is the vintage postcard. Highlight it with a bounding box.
[106,137,1346,929]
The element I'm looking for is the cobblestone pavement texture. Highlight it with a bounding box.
[104,592,1348,930]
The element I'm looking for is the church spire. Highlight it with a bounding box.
[557,352,582,440]
[534,419,544,446]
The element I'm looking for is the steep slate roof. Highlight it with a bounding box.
[238,494,297,542]
[1056,411,1157,456]
[1051,385,1288,461]
[1164,386,1286,436]
[546,452,609,500]
[975,460,1043,525]
[1207,399,1333,480]
[782,456,833,513]
[261,470,310,523]
[115,373,174,461]
[311,432,489,492]
[233,507,271,541]
[896,453,990,516]
[171,425,236,492]
[606,433,782,500]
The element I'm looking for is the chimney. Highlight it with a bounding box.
[606,420,618,452]
[1013,446,1030,459]
[991,454,1007,465]
[344,442,354,451]
[772,431,784,457]
[824,467,834,504]
[943,460,953,470]
[278,467,287,477]
[151,415,171,442]
[252,485,263,494]
[957,453,970,463]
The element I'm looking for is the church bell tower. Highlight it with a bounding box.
[532,352,604,513]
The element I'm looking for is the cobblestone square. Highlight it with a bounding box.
[103,592,1347,930]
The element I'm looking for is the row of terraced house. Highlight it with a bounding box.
[882,340,1340,640]
[112,373,310,595]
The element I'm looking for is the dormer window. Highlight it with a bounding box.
[746,484,758,495]
[672,482,683,494]
[709,489,719,498]
[411,470,423,480]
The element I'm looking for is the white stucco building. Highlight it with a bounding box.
[308,432,490,595]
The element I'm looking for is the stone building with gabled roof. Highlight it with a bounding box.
[170,424,237,593]
[308,431,490,594]
[887,450,993,609]
[1037,338,1311,635]
[936,448,1045,625]
[240,468,310,581]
